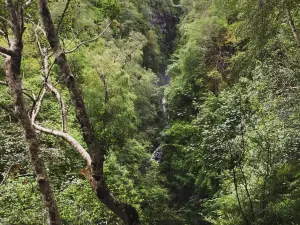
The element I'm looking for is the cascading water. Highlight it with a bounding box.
[162,95,167,116]
[151,74,169,163]
[148,4,179,163]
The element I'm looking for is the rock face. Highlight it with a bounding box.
[151,146,163,162]
[150,3,180,84]
[151,11,179,57]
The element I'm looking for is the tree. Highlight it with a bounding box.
[36,0,140,224]
[0,0,61,224]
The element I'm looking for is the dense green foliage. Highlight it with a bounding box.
[2,0,300,224]
[162,0,300,224]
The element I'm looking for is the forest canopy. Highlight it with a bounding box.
[1,0,300,225]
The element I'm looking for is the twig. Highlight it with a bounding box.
[31,88,46,123]
[46,81,67,132]
[57,0,71,33]
[0,15,13,27]
[22,90,36,102]
[0,164,14,185]
[65,22,111,53]
[0,28,10,46]
[14,173,35,178]
[25,0,33,7]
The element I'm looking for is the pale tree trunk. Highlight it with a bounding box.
[0,1,61,224]
[36,0,140,224]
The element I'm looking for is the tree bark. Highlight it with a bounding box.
[1,1,61,224]
[5,52,61,225]
[36,0,140,224]
[33,123,92,166]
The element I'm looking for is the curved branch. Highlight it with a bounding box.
[46,81,67,132]
[33,123,91,166]
[65,22,111,54]
[0,15,13,27]
[0,28,11,46]
[57,0,71,33]
[31,88,46,123]
[0,164,14,185]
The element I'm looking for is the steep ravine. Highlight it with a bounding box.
[148,3,180,162]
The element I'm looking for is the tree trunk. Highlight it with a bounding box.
[36,1,140,224]
[4,41,61,225]
[1,1,61,224]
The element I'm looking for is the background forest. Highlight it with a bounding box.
[1,0,300,225]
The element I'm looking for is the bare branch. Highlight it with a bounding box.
[34,27,45,57]
[0,27,10,46]
[22,90,36,102]
[65,22,111,54]
[33,26,67,132]
[0,164,14,185]
[0,46,16,57]
[31,88,46,123]
[0,15,13,27]
[25,0,33,7]
[0,80,7,85]
[33,123,92,166]
[46,81,67,132]
[4,1,61,222]
[36,24,47,37]
[57,0,71,33]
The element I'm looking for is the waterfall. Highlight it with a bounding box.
[162,92,167,116]
[151,77,169,163]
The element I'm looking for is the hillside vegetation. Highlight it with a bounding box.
[1,0,300,225]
